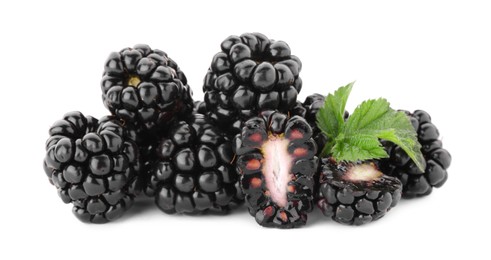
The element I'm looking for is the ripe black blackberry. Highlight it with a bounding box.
[101,44,193,133]
[43,112,140,223]
[145,113,243,214]
[203,33,303,137]
[235,111,318,228]
[317,159,402,225]
[379,110,451,198]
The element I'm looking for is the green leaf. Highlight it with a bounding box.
[331,134,389,162]
[335,98,426,171]
[316,82,354,155]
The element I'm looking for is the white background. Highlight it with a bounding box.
[0,0,489,259]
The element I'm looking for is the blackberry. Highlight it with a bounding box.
[317,159,402,226]
[145,113,243,214]
[235,111,318,228]
[101,44,193,134]
[43,112,140,223]
[203,33,303,137]
[379,110,451,198]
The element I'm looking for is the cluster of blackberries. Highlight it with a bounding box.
[44,34,450,228]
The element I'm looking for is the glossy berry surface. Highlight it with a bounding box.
[43,112,140,223]
[235,111,318,228]
[101,44,193,133]
[303,94,328,154]
[379,110,451,198]
[203,33,303,137]
[317,159,402,226]
[145,113,243,214]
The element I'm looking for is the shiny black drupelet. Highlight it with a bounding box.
[101,44,193,134]
[203,33,303,137]
[317,159,402,226]
[43,112,140,223]
[145,113,243,214]
[235,111,318,228]
[379,110,451,198]
[303,94,328,155]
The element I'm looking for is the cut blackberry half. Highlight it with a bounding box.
[379,110,451,198]
[203,33,303,137]
[145,113,243,214]
[101,44,193,134]
[43,112,140,223]
[235,111,318,228]
[317,159,402,226]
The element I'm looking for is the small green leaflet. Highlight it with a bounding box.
[316,83,426,172]
[316,82,354,154]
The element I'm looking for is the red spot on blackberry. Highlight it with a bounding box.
[250,177,262,188]
[293,147,308,157]
[289,129,304,140]
[287,185,296,193]
[246,159,261,171]
[249,133,263,143]
[263,206,274,217]
[279,211,288,222]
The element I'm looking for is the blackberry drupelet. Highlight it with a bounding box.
[303,94,328,154]
[235,111,318,228]
[317,159,402,226]
[193,100,207,114]
[379,110,451,198]
[145,113,243,214]
[43,112,140,223]
[203,33,303,137]
[101,44,193,134]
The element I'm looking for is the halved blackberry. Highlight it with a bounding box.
[203,33,303,137]
[235,111,318,228]
[43,112,140,223]
[317,159,402,226]
[145,113,243,214]
[101,44,193,133]
[379,110,451,198]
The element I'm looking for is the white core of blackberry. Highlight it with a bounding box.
[261,136,292,208]
[345,163,383,182]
